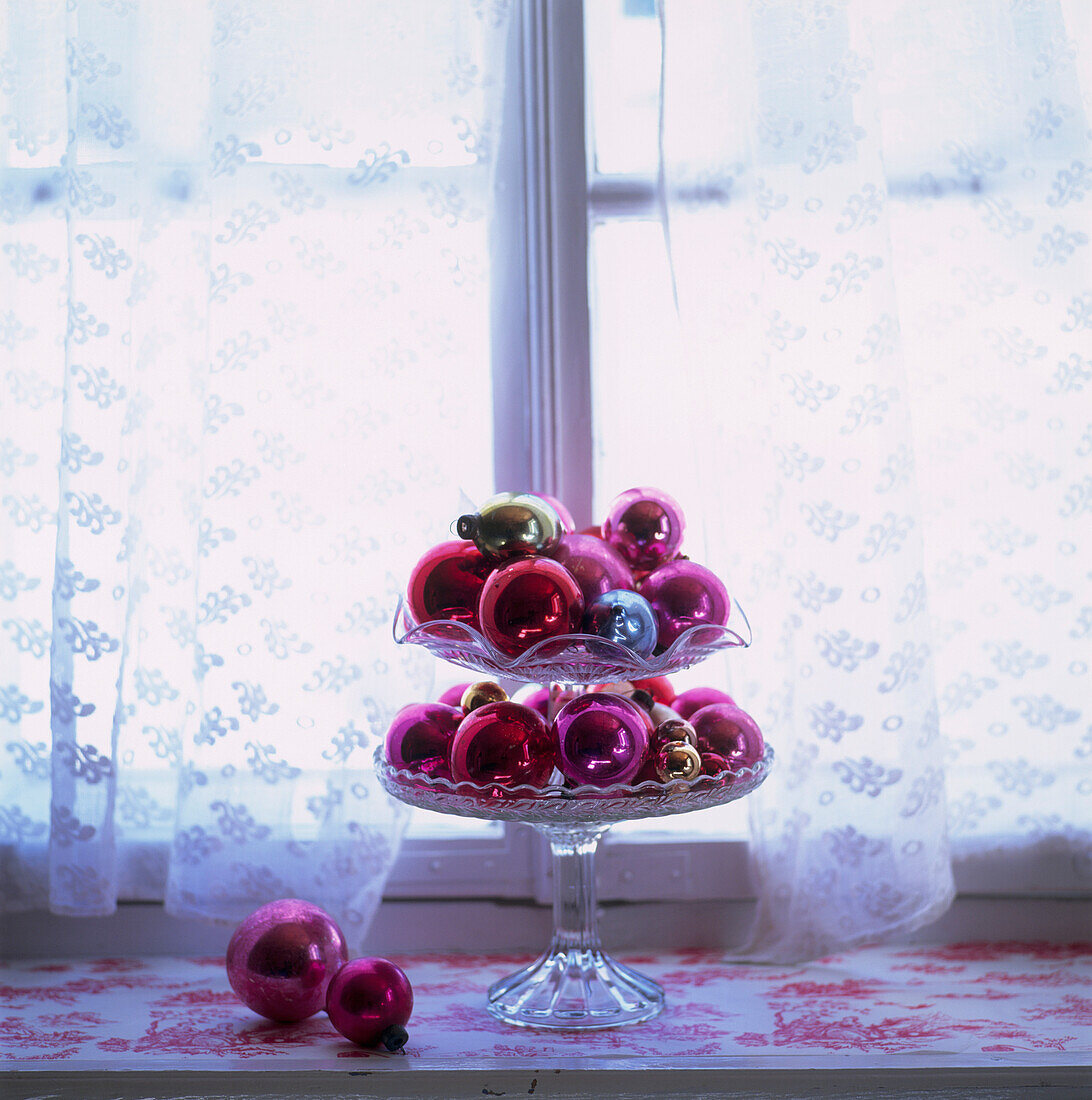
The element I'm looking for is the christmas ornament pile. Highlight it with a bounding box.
[406,486,731,657]
[384,676,764,793]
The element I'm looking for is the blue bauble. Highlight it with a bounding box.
[583,589,658,657]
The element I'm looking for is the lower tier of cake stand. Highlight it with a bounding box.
[487,822,664,1030]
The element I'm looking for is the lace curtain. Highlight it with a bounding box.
[0,0,509,939]
[662,0,1091,960]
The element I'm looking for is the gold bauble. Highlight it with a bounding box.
[653,718,697,749]
[460,680,509,714]
[655,740,702,781]
[456,492,562,561]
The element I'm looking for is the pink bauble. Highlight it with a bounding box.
[226,899,348,1022]
[384,703,462,780]
[672,686,735,720]
[534,493,576,534]
[479,557,584,656]
[550,533,634,607]
[326,957,413,1050]
[449,701,557,788]
[514,685,576,721]
[554,693,651,787]
[437,682,472,707]
[691,703,764,772]
[601,487,686,571]
[638,560,730,649]
[406,541,492,629]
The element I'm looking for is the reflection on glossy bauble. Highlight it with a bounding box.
[326,957,413,1050]
[534,492,576,533]
[479,557,584,656]
[226,899,348,1022]
[653,717,697,749]
[602,487,686,570]
[691,703,764,772]
[554,693,652,787]
[449,701,556,788]
[630,676,675,705]
[456,492,562,561]
[639,560,730,649]
[437,682,471,707]
[654,740,702,781]
[406,541,491,629]
[460,680,508,714]
[384,703,462,780]
[583,588,658,657]
[700,750,732,778]
[551,534,634,607]
[672,686,735,720]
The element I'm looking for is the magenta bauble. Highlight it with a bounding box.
[326,957,414,1050]
[437,682,472,707]
[554,693,652,787]
[691,703,764,772]
[449,701,557,788]
[672,686,736,720]
[225,899,348,1022]
[406,541,492,628]
[384,703,462,780]
[601,487,686,571]
[514,685,576,721]
[550,533,634,606]
[534,492,576,534]
[478,556,584,656]
[638,560,730,649]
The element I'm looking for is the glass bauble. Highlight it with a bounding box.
[672,686,735,720]
[457,491,562,561]
[639,560,730,649]
[691,703,764,772]
[551,533,634,606]
[449,701,556,788]
[384,703,462,780]
[226,899,348,1022]
[479,557,584,656]
[554,693,652,788]
[406,541,492,629]
[583,588,658,657]
[601,486,685,570]
[326,957,413,1050]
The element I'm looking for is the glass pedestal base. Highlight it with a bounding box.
[488,946,664,1030]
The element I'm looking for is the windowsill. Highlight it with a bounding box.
[2,945,1088,1098]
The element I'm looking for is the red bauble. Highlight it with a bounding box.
[629,676,676,705]
[326,957,413,1050]
[225,899,348,1022]
[478,557,584,656]
[384,703,462,780]
[580,524,605,539]
[406,541,492,629]
[672,686,735,720]
[691,703,764,772]
[449,701,557,788]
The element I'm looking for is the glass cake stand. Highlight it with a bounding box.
[384,598,772,1030]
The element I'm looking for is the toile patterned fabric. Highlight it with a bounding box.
[662,0,1091,960]
[0,943,1088,1067]
[0,1,509,934]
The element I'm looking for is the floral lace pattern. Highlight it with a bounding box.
[0,1,511,935]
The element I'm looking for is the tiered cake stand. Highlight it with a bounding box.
[377,598,773,1030]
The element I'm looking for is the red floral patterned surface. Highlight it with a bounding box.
[1,944,1088,1070]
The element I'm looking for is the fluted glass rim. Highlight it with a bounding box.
[391,595,751,683]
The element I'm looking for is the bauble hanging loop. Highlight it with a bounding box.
[457,491,562,561]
